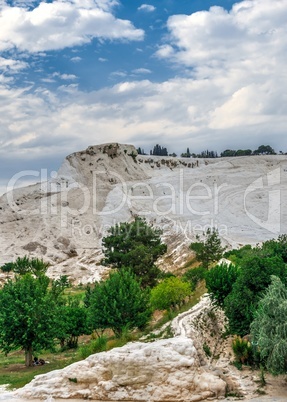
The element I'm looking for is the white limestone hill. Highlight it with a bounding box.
[0,142,286,283]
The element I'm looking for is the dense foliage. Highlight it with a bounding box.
[182,266,206,291]
[226,252,286,335]
[88,269,151,337]
[1,256,49,276]
[251,276,287,375]
[221,145,276,157]
[205,262,239,307]
[190,228,226,268]
[57,296,89,349]
[102,217,167,287]
[150,277,192,311]
[0,272,62,366]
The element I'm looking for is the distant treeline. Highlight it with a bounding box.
[221,145,276,157]
[137,144,281,158]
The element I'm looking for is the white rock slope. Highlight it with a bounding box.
[0,143,286,283]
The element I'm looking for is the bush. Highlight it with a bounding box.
[150,277,192,311]
[79,335,108,358]
[232,336,253,365]
[251,276,287,375]
[182,266,206,291]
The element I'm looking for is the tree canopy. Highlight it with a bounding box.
[205,262,239,308]
[190,228,226,268]
[57,295,89,349]
[251,276,287,375]
[102,217,167,287]
[88,269,151,337]
[150,277,192,310]
[224,252,287,335]
[150,144,168,156]
[0,273,62,366]
[1,256,49,276]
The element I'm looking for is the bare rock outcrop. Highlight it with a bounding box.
[14,337,227,401]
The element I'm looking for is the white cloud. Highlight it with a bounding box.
[138,4,156,13]
[99,57,108,62]
[41,78,56,83]
[160,1,287,72]
[132,68,152,75]
[110,71,127,78]
[155,44,174,58]
[0,0,144,53]
[0,57,28,72]
[1,71,286,169]
[0,0,287,181]
[71,56,82,63]
[154,0,287,132]
[58,73,77,80]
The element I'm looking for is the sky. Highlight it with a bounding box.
[1,0,287,194]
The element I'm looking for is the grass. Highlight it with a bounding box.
[0,347,83,390]
[0,283,207,391]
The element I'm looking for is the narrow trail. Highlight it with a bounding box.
[170,295,273,400]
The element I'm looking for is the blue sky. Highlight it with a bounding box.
[1,0,287,194]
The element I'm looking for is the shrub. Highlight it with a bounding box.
[232,336,253,365]
[182,266,206,291]
[150,277,192,311]
[79,335,108,358]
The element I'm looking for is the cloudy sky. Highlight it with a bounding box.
[1,0,287,194]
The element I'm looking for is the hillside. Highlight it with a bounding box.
[0,143,286,283]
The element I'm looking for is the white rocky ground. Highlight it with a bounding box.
[0,143,286,283]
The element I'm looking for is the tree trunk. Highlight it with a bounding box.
[25,346,33,367]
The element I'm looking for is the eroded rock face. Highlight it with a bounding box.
[14,337,226,401]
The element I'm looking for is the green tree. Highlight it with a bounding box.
[251,276,287,375]
[102,217,167,287]
[190,228,226,268]
[150,277,192,310]
[1,256,49,276]
[253,145,276,155]
[57,296,89,349]
[261,234,287,263]
[235,149,252,156]
[88,269,151,337]
[221,149,237,157]
[0,273,64,366]
[224,244,252,265]
[205,262,239,307]
[224,253,287,335]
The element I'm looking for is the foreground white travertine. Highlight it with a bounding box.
[14,337,226,401]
